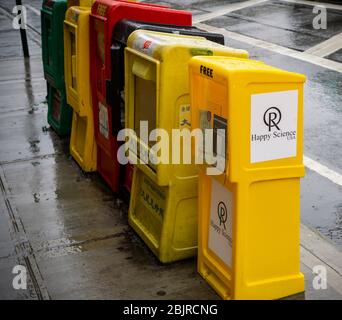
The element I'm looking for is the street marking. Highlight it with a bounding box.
[25,4,41,17]
[195,23,342,73]
[304,156,342,187]
[305,32,342,57]
[193,0,269,24]
[282,0,342,11]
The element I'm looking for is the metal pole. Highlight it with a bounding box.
[16,0,29,57]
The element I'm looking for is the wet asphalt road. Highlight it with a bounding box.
[0,0,341,299]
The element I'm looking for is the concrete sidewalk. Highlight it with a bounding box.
[0,0,341,300]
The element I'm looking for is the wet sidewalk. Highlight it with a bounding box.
[0,0,342,300]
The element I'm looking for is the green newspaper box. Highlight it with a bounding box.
[41,0,72,136]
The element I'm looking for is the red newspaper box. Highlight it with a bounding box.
[90,0,192,193]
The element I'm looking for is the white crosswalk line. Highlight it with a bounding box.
[305,33,342,57]
[304,156,342,187]
[193,0,269,24]
[25,4,41,16]
[195,23,342,73]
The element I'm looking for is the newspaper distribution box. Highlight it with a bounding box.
[41,0,67,88]
[125,30,248,263]
[64,5,97,171]
[89,0,192,192]
[41,0,93,136]
[110,20,224,193]
[189,56,306,299]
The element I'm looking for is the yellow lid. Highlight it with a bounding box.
[127,30,249,60]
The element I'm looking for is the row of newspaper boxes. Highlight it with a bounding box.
[41,0,306,299]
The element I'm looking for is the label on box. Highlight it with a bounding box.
[99,102,109,139]
[140,176,166,220]
[179,104,191,129]
[132,34,159,57]
[208,179,233,268]
[250,90,298,163]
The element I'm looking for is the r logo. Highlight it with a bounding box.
[12,265,27,290]
[263,107,281,131]
[217,201,227,230]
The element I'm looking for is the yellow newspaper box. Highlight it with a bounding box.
[64,5,97,172]
[190,56,306,299]
[125,31,248,263]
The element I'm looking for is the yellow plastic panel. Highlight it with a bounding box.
[129,166,198,263]
[64,6,97,172]
[70,112,97,172]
